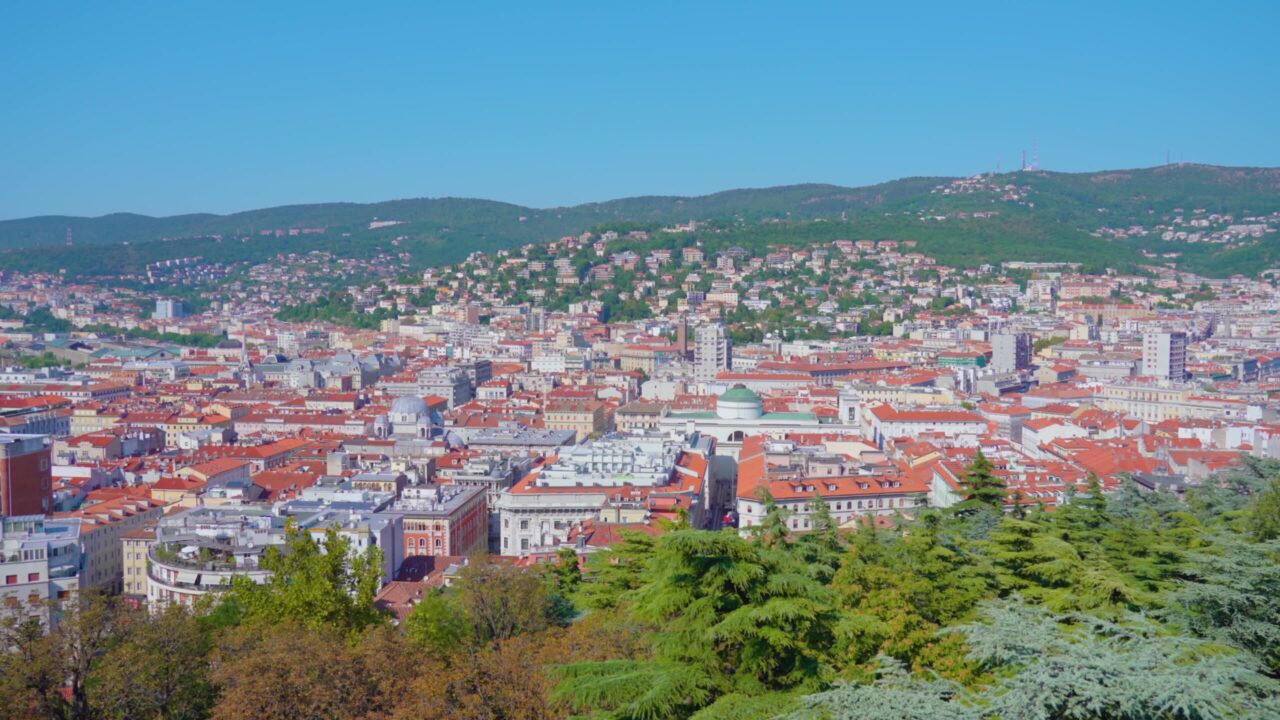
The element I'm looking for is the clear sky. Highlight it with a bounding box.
[2,1,1277,219]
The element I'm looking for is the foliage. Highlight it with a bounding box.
[950,451,1005,515]
[224,524,385,634]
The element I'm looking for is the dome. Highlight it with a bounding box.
[390,396,430,417]
[716,384,763,420]
[719,385,761,404]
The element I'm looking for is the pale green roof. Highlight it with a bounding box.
[719,386,761,403]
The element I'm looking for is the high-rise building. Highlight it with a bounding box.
[0,434,53,517]
[694,324,731,384]
[991,332,1033,373]
[1142,331,1188,381]
[153,299,185,320]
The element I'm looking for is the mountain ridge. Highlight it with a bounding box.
[2,164,1278,277]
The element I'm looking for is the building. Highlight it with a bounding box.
[497,434,713,556]
[544,400,608,439]
[694,324,731,385]
[121,523,157,601]
[153,299,186,320]
[1142,331,1188,381]
[389,484,487,559]
[0,433,53,517]
[146,506,285,609]
[991,332,1033,373]
[59,496,166,592]
[656,385,832,458]
[0,515,80,625]
[735,435,927,532]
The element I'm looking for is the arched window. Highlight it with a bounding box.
[728,430,745,442]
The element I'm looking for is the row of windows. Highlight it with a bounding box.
[4,573,40,584]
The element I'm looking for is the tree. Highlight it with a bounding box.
[951,450,1005,515]
[456,558,554,644]
[787,493,847,584]
[223,524,384,634]
[0,592,130,720]
[404,590,473,656]
[1170,536,1280,674]
[579,530,659,611]
[91,604,215,720]
[555,530,837,718]
[1245,476,1280,542]
[955,599,1280,719]
[210,622,381,720]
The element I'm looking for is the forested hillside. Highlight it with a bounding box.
[4,455,1278,719]
[1,164,1278,277]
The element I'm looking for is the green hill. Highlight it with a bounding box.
[1,164,1277,277]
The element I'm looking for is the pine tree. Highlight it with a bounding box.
[951,450,1005,515]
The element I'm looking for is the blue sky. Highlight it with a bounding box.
[2,1,1277,219]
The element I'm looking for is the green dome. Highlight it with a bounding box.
[719,385,761,403]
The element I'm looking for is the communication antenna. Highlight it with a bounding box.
[66,227,73,246]
[1021,149,1027,171]
[1031,138,1039,171]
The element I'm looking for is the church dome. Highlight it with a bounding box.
[717,384,763,420]
[390,396,430,418]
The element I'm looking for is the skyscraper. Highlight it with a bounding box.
[1142,331,1188,381]
[694,324,731,384]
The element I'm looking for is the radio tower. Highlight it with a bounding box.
[65,227,73,247]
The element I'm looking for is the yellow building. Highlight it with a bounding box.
[544,401,608,440]
[121,524,157,599]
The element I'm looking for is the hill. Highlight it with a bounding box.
[1,164,1277,277]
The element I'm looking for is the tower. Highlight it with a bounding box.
[693,324,731,385]
[991,332,1033,373]
[1142,331,1188,381]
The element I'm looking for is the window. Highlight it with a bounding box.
[27,594,39,605]
[27,573,38,582]
[520,520,529,530]
[4,576,14,585]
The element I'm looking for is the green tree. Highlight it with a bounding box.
[91,604,215,720]
[224,524,384,633]
[951,450,1005,515]
[404,591,473,656]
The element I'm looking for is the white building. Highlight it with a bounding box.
[496,434,713,556]
[1142,331,1188,380]
[694,324,731,385]
[991,332,1032,373]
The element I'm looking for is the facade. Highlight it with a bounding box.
[147,506,284,609]
[991,332,1033,373]
[694,324,731,385]
[121,524,157,600]
[61,496,166,592]
[497,434,713,556]
[0,515,80,625]
[0,433,53,517]
[735,435,928,532]
[544,400,607,439]
[1142,331,1188,380]
[153,299,186,320]
[390,484,488,558]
